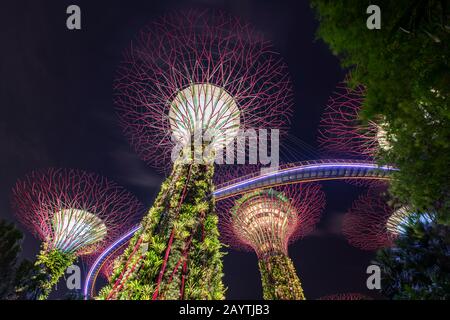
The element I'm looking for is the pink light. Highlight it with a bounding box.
[114,10,293,169]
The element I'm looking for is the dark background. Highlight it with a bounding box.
[0,0,379,299]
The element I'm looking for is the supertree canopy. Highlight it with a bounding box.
[318,82,391,160]
[11,168,142,299]
[342,188,431,251]
[115,10,292,167]
[342,190,395,251]
[101,10,293,300]
[218,183,325,300]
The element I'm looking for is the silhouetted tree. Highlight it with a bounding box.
[0,219,24,299]
[13,259,42,300]
[375,216,450,299]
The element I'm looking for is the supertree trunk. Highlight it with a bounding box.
[258,253,305,300]
[101,159,225,300]
[34,244,76,300]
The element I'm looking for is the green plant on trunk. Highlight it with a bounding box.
[34,244,75,300]
[258,254,305,300]
[0,219,24,299]
[99,158,225,300]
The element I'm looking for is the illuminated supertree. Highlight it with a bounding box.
[218,184,325,300]
[85,246,126,283]
[317,81,392,188]
[11,168,142,300]
[318,293,372,300]
[102,10,292,300]
[318,82,391,159]
[115,10,292,168]
[342,190,396,251]
[342,188,434,251]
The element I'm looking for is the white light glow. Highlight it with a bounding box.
[169,83,240,153]
[52,208,107,254]
[374,122,392,151]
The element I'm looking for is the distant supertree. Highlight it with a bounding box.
[318,82,391,160]
[115,10,292,168]
[102,10,293,300]
[11,168,142,299]
[85,246,125,283]
[342,188,434,251]
[218,184,325,300]
[98,253,120,283]
[318,293,372,300]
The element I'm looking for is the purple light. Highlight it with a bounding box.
[215,162,398,195]
[83,225,141,299]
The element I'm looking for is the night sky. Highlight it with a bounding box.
[0,0,379,299]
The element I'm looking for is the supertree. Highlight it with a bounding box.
[342,187,434,251]
[318,81,391,160]
[101,10,292,300]
[11,168,142,299]
[318,293,372,300]
[85,246,126,283]
[218,184,325,300]
[317,81,392,189]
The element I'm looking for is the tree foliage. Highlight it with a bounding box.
[13,259,42,300]
[375,217,450,299]
[0,219,58,300]
[0,219,23,299]
[311,0,450,223]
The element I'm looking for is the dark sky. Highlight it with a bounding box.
[0,0,379,299]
